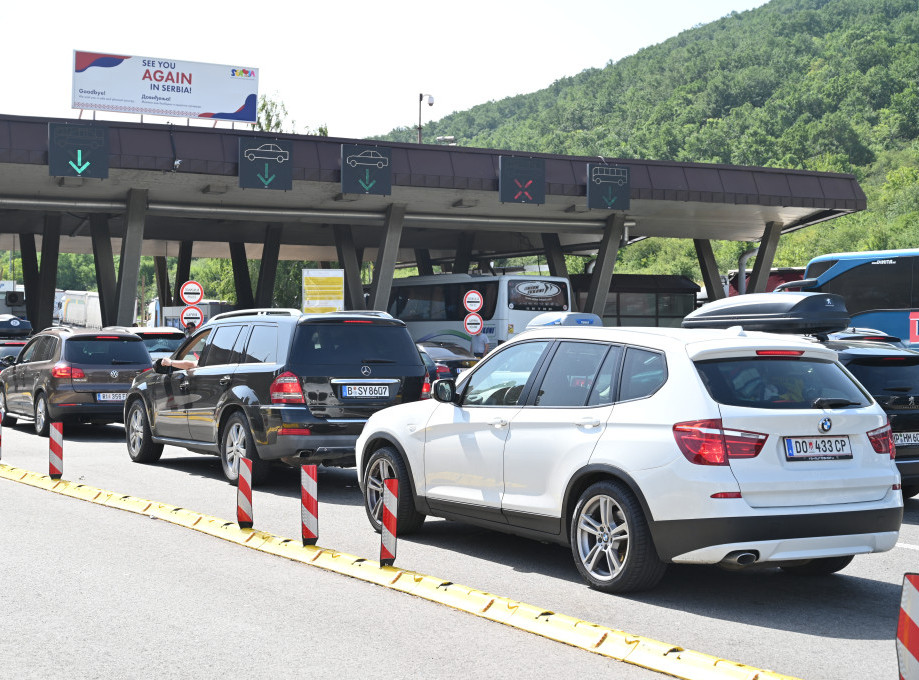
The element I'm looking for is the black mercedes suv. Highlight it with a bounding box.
[124,308,426,485]
[0,326,152,434]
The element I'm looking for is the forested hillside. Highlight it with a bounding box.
[381,0,919,279]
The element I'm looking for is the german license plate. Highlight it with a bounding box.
[97,392,126,402]
[784,435,852,461]
[894,431,919,446]
[342,385,389,398]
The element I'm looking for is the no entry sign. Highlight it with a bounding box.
[463,289,484,313]
[464,313,483,335]
[179,280,204,306]
[180,305,203,328]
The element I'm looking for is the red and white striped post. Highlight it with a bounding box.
[898,572,919,680]
[48,422,63,480]
[379,477,398,567]
[236,457,253,529]
[301,464,318,546]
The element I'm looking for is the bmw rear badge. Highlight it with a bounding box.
[361,366,372,376]
[110,370,118,379]
[819,417,832,433]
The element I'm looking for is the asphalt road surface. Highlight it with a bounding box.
[1,421,916,679]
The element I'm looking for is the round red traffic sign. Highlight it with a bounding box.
[180,305,203,328]
[464,312,483,335]
[463,289,484,313]
[179,280,204,306]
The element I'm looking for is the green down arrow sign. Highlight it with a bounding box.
[69,150,90,175]
[258,163,276,187]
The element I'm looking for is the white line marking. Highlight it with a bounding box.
[897,542,919,551]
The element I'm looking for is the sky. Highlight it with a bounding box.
[5,0,768,140]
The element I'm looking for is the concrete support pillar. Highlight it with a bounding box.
[153,256,170,324]
[584,214,625,317]
[368,204,405,312]
[452,232,475,275]
[229,242,254,309]
[20,233,39,326]
[334,225,367,310]
[542,233,568,278]
[114,189,147,325]
[694,239,725,301]
[255,224,282,307]
[173,241,193,305]
[414,249,434,276]
[747,221,782,294]
[89,213,117,326]
[35,215,61,330]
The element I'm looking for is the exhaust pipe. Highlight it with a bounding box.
[719,550,759,569]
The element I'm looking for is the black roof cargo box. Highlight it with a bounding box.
[0,314,31,337]
[682,292,850,334]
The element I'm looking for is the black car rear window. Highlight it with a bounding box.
[844,356,919,395]
[64,337,150,365]
[140,335,184,354]
[695,357,869,409]
[291,322,421,366]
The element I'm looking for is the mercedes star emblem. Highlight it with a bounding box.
[361,366,372,376]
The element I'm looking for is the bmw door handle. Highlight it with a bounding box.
[489,417,508,428]
[577,417,601,428]
[219,376,231,386]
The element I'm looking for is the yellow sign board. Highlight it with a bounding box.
[302,269,345,313]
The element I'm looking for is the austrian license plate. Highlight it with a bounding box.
[784,435,852,461]
[97,392,126,402]
[894,431,919,446]
[342,385,389,398]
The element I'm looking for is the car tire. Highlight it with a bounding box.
[780,555,854,575]
[362,446,425,535]
[34,393,50,437]
[570,480,667,593]
[902,485,919,499]
[125,400,163,464]
[220,413,269,487]
[0,388,17,427]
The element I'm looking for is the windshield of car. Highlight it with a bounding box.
[140,335,184,354]
[695,357,870,409]
[291,323,421,366]
[63,337,150,365]
[844,356,919,395]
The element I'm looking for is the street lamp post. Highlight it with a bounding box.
[417,93,434,143]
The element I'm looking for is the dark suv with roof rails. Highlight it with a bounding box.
[0,326,152,434]
[684,291,919,499]
[124,308,426,486]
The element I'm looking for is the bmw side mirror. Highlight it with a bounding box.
[432,379,456,403]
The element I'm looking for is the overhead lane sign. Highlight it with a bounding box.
[587,163,630,211]
[499,156,545,204]
[341,144,392,196]
[239,138,292,190]
[48,123,109,179]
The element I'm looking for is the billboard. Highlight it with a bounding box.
[72,51,258,122]
[302,269,345,314]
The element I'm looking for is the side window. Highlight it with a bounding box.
[534,342,609,408]
[619,348,667,401]
[201,325,242,367]
[176,329,212,363]
[243,325,278,364]
[461,341,550,407]
[587,345,623,406]
[18,337,43,363]
[33,337,56,362]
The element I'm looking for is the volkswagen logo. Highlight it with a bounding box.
[361,366,372,377]
[110,370,118,379]
[818,417,832,433]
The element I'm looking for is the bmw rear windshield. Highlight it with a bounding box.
[63,337,150,365]
[290,322,422,366]
[695,357,870,409]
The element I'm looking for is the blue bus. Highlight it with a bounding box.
[792,249,919,345]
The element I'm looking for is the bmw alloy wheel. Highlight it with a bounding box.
[575,493,631,582]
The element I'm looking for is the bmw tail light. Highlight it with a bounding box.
[867,423,895,459]
[270,372,305,404]
[673,419,768,466]
[51,362,85,379]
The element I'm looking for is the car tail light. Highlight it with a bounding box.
[270,372,305,404]
[421,373,432,399]
[51,362,85,379]
[756,350,804,356]
[673,419,768,466]
[710,492,742,499]
[435,364,451,378]
[867,423,895,459]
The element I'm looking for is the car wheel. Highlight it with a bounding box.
[34,393,50,437]
[246,153,255,161]
[570,480,667,593]
[277,155,285,163]
[220,413,269,487]
[902,485,919,499]
[348,160,357,167]
[781,555,854,575]
[0,388,17,427]
[362,446,425,535]
[126,400,163,464]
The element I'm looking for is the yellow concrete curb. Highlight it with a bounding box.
[0,463,801,680]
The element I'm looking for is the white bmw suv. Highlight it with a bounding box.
[355,324,903,593]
